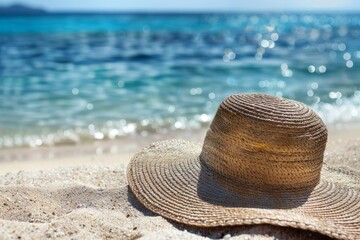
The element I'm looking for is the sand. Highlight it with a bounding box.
[0,126,359,240]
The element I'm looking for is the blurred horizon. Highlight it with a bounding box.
[1,0,360,13]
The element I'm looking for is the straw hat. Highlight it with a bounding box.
[128,93,360,240]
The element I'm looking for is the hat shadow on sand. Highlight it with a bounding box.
[126,185,156,217]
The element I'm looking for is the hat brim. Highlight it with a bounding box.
[127,139,360,240]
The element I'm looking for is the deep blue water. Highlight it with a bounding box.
[0,13,360,148]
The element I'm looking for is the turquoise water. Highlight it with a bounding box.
[0,13,360,148]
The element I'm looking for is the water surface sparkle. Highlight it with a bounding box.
[0,13,360,148]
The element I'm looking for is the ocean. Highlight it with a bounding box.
[0,13,359,148]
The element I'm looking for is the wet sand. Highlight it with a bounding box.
[0,126,359,239]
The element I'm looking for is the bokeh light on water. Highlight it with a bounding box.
[0,13,360,148]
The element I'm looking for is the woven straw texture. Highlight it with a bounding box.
[128,94,360,240]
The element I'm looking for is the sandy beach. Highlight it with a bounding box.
[0,125,359,240]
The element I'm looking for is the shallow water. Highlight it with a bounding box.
[0,13,359,148]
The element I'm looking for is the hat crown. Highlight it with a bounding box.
[200,94,328,190]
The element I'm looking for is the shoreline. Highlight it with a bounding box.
[0,128,207,174]
[0,123,359,174]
